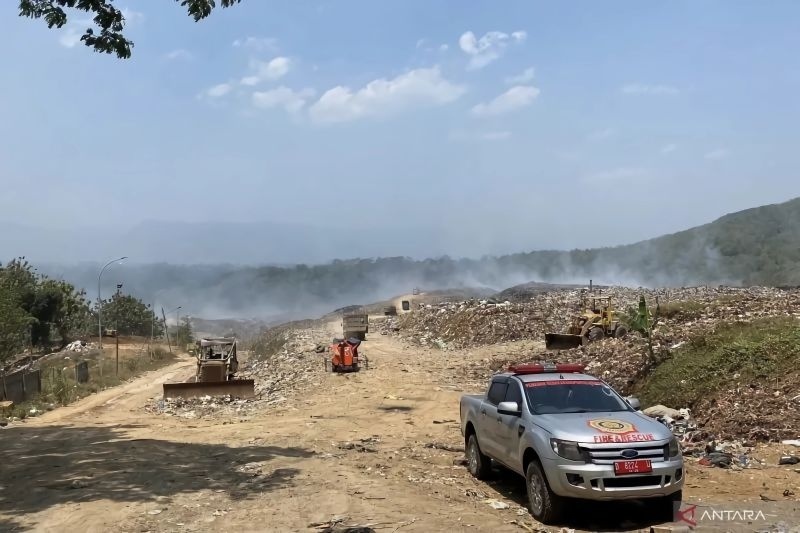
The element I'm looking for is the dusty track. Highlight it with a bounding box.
[1,326,798,532]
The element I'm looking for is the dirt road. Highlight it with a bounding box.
[1,326,798,532]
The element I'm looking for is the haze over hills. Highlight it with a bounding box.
[13,197,800,321]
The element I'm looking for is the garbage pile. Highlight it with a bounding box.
[65,340,93,353]
[145,325,331,418]
[691,382,800,442]
[146,394,251,418]
[398,285,800,350]
[643,405,698,441]
[241,325,331,404]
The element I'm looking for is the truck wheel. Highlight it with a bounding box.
[525,460,564,525]
[466,434,492,480]
[614,325,628,339]
[588,327,605,342]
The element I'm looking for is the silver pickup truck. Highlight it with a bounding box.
[460,363,683,524]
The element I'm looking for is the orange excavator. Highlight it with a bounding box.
[325,337,368,372]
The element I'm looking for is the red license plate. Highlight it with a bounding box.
[614,459,652,475]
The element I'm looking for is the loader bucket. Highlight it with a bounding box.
[544,333,584,350]
[162,379,255,400]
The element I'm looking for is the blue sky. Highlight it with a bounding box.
[1,0,799,259]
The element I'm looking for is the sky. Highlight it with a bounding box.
[1,0,800,262]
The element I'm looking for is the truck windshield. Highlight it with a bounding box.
[525,380,631,414]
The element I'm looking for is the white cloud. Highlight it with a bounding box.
[440,44,449,52]
[252,87,316,113]
[241,57,291,86]
[232,36,278,52]
[705,148,729,160]
[309,67,465,124]
[471,85,540,117]
[661,143,677,154]
[205,83,232,98]
[621,83,679,95]
[458,30,526,70]
[416,38,427,49]
[121,8,144,25]
[505,67,535,85]
[583,167,651,184]
[164,49,192,61]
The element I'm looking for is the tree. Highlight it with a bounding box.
[42,279,94,346]
[18,0,243,59]
[624,295,658,364]
[175,317,194,347]
[98,293,163,337]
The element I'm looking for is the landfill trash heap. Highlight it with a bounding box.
[402,285,800,443]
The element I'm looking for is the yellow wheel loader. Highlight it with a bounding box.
[162,337,255,399]
[545,296,628,350]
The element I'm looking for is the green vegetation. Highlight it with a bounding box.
[636,317,800,408]
[0,258,93,368]
[18,0,242,59]
[624,295,658,363]
[173,317,194,347]
[8,349,178,419]
[97,293,163,337]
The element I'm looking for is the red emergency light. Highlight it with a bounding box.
[508,363,585,375]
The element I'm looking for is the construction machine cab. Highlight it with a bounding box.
[545,295,627,350]
[162,336,254,400]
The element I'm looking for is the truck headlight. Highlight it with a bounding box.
[668,436,681,458]
[550,438,585,462]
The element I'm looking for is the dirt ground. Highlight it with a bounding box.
[2,324,799,532]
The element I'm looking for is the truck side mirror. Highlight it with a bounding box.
[626,397,641,410]
[497,401,521,416]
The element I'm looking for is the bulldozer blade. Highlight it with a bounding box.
[544,333,584,350]
[162,379,255,400]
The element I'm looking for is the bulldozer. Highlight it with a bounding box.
[545,296,628,350]
[324,337,368,373]
[162,337,255,399]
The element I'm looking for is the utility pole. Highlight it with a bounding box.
[97,256,127,376]
[162,307,172,354]
[115,332,120,376]
[175,307,182,346]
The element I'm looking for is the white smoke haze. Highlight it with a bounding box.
[36,231,742,326]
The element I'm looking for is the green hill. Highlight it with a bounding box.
[36,197,800,319]
[585,196,800,286]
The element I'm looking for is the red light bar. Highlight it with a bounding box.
[508,363,585,375]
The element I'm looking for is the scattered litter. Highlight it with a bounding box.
[778,455,800,465]
[147,509,163,515]
[485,499,510,510]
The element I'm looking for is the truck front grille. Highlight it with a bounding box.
[580,444,667,464]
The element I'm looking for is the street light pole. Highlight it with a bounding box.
[167,305,182,346]
[97,256,127,350]
[97,256,127,379]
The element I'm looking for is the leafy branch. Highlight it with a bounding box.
[18,0,243,59]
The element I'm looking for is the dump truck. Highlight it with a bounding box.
[342,312,369,340]
[545,296,628,350]
[162,337,255,399]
